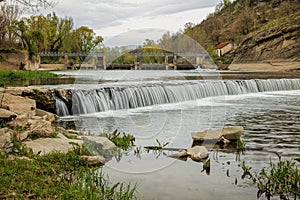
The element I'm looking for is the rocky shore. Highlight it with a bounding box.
[0,88,116,166]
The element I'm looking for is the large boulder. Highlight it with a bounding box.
[79,136,116,150]
[21,88,56,114]
[0,93,35,117]
[192,126,244,143]
[78,136,117,160]
[24,133,83,155]
[187,146,209,161]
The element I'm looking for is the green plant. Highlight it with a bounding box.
[240,157,300,200]
[236,135,246,151]
[100,129,135,150]
[155,139,169,149]
[256,158,299,200]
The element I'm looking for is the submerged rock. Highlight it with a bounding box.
[192,126,244,143]
[187,146,209,161]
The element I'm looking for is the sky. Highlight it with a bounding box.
[53,0,220,46]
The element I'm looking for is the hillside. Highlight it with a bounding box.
[184,0,300,70]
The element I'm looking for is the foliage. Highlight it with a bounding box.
[0,151,136,199]
[256,158,299,200]
[100,129,135,150]
[0,70,56,86]
[241,157,300,200]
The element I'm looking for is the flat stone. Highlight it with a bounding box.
[192,126,244,142]
[24,133,83,155]
[0,108,17,120]
[35,109,58,122]
[80,156,106,166]
[0,93,36,116]
[168,150,188,158]
[187,146,209,161]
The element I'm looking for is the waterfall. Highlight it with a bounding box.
[57,78,300,116]
[55,97,70,116]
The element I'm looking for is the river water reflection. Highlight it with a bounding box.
[52,70,300,200]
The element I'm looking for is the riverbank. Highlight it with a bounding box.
[228,61,300,71]
[0,88,137,199]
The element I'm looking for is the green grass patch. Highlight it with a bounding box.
[0,70,57,87]
[0,150,136,199]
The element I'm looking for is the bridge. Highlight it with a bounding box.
[36,52,209,70]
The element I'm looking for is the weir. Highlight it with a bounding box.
[55,78,300,116]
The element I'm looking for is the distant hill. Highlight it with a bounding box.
[184,0,300,70]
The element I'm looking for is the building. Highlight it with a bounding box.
[215,42,233,57]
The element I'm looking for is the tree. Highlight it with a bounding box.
[0,0,55,11]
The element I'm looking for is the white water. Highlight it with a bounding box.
[55,78,300,116]
[55,97,70,116]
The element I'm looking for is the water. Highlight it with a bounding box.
[50,70,300,199]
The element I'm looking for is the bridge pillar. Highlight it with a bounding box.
[103,55,107,70]
[64,55,69,65]
[173,56,177,70]
[165,56,169,70]
[196,56,204,68]
[134,55,139,70]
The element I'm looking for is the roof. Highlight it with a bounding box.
[215,42,230,49]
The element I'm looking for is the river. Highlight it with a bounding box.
[50,69,300,200]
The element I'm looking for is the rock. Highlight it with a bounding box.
[0,93,36,117]
[35,109,58,123]
[0,108,17,121]
[0,128,13,154]
[78,136,117,160]
[79,136,116,150]
[230,25,300,70]
[9,114,30,128]
[168,150,188,159]
[13,131,28,142]
[187,146,209,161]
[21,88,56,114]
[24,133,83,155]
[80,156,106,166]
[192,126,244,143]
[7,155,32,162]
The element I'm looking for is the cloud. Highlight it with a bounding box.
[52,0,218,38]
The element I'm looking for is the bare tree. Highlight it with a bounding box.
[0,0,55,11]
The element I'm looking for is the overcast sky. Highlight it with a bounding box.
[53,0,220,46]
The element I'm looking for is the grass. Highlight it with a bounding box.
[0,143,137,199]
[0,70,57,87]
[241,156,300,200]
